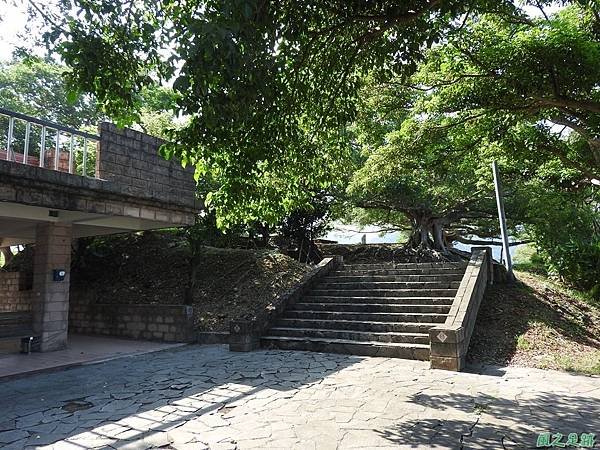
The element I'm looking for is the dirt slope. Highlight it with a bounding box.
[319,243,465,263]
[71,231,312,331]
[469,271,600,375]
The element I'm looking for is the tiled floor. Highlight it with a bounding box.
[0,334,185,379]
[1,345,598,449]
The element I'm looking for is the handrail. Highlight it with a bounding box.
[0,108,99,178]
[0,108,99,140]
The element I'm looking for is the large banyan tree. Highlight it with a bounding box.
[348,3,600,253]
[347,115,503,252]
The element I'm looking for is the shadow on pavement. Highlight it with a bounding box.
[0,344,360,449]
[376,389,599,449]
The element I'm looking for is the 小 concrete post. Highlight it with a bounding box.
[32,222,72,351]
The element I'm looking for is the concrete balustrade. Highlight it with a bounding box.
[428,248,494,371]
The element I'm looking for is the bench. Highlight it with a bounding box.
[0,312,38,353]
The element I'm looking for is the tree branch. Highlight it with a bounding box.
[404,73,495,91]
[452,236,531,246]
[427,110,489,130]
[29,0,67,34]
[535,1,551,22]
[344,227,411,234]
[537,143,600,180]
[534,96,600,114]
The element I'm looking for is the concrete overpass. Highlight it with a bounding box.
[0,108,200,351]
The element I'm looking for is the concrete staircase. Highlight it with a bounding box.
[261,261,467,360]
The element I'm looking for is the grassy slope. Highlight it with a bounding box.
[469,270,600,375]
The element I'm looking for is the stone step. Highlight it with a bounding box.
[303,295,455,305]
[332,268,465,276]
[292,302,451,314]
[323,274,464,283]
[310,288,457,298]
[317,281,461,290]
[258,259,467,360]
[261,335,430,360]
[276,318,439,333]
[268,327,430,344]
[282,310,447,323]
[341,262,466,270]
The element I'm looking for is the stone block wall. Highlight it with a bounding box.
[32,223,72,351]
[98,123,197,210]
[0,272,32,312]
[0,160,196,228]
[69,293,195,343]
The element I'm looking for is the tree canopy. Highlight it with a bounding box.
[0,55,101,127]
[35,0,531,226]
[412,5,600,181]
[27,0,600,288]
[348,114,499,251]
[346,3,600,288]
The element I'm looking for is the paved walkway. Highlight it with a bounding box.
[0,345,598,449]
[0,335,185,379]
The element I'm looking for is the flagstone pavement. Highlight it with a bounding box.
[1,344,598,449]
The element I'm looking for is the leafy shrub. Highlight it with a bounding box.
[540,236,600,296]
[514,180,599,296]
[524,199,600,295]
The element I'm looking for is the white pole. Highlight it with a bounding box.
[55,131,60,171]
[83,138,88,176]
[24,122,31,164]
[69,134,74,174]
[6,117,14,160]
[492,161,514,281]
[40,126,46,168]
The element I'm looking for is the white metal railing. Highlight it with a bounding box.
[0,107,100,178]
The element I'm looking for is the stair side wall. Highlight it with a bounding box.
[429,248,492,371]
[229,256,343,352]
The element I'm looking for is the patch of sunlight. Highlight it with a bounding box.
[37,381,265,449]
[554,352,600,376]
[521,270,595,306]
[516,334,532,351]
[528,320,554,335]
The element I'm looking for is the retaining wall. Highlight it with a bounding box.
[69,292,195,343]
[429,247,493,371]
[0,272,32,313]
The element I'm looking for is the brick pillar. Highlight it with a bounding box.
[32,223,72,351]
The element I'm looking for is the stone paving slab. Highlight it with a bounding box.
[0,334,186,380]
[0,344,598,449]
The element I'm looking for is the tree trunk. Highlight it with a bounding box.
[261,226,270,248]
[408,215,433,249]
[184,224,203,306]
[432,221,448,253]
[406,216,448,252]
